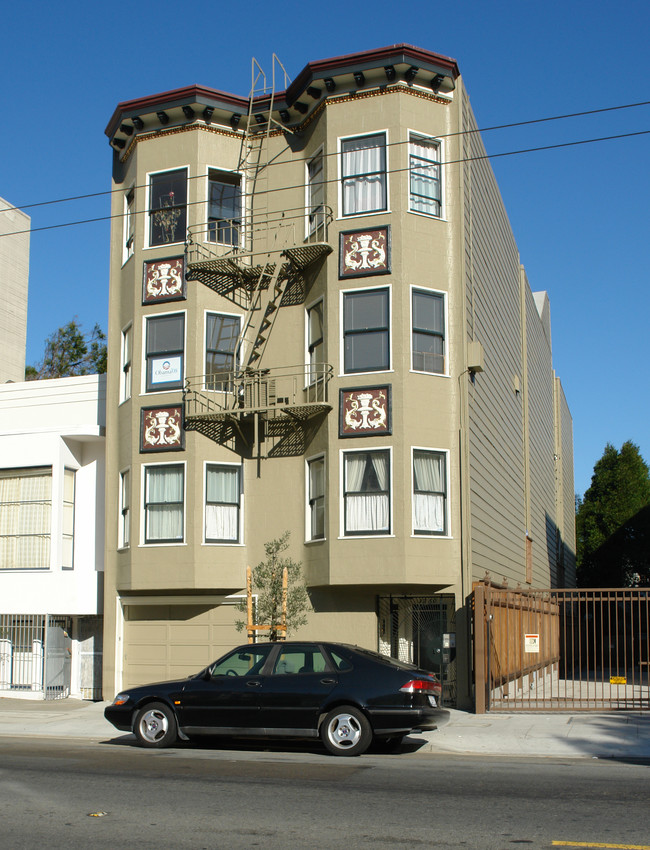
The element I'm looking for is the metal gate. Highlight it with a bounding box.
[378,594,457,706]
[474,584,650,712]
[0,614,72,699]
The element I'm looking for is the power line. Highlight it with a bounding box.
[1,127,648,239]
[1,99,648,217]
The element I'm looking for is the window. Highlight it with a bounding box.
[205,464,241,543]
[148,168,187,246]
[413,450,447,535]
[208,169,241,246]
[409,134,442,217]
[0,467,51,569]
[307,300,324,384]
[119,469,130,549]
[308,455,325,540]
[343,288,389,374]
[62,468,75,568]
[205,313,240,391]
[210,645,273,678]
[123,185,135,262]
[120,324,132,402]
[143,464,184,544]
[145,313,184,392]
[272,645,327,675]
[412,289,445,374]
[343,449,390,535]
[341,133,387,216]
[307,150,324,233]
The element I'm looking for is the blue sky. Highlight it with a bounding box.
[1,0,648,496]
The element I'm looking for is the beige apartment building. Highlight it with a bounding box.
[103,44,575,708]
[0,196,30,384]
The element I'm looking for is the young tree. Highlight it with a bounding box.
[576,441,650,586]
[236,532,310,640]
[26,319,107,379]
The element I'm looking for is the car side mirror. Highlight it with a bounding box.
[202,667,212,681]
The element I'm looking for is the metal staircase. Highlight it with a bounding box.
[183,57,333,459]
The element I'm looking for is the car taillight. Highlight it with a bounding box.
[400,678,441,696]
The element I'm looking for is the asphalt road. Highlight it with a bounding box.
[0,735,649,849]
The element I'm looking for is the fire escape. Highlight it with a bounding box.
[183,57,333,461]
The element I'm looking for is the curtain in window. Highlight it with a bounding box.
[413,452,445,533]
[345,453,389,533]
[206,467,239,542]
[410,138,441,215]
[342,136,386,215]
[0,469,52,569]
[146,467,183,541]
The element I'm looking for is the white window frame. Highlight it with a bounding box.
[340,285,392,376]
[408,130,444,219]
[340,447,393,538]
[306,453,326,542]
[120,323,133,403]
[141,461,186,546]
[118,468,130,550]
[411,447,450,537]
[122,184,135,265]
[410,286,448,376]
[205,166,244,247]
[305,147,325,236]
[203,461,243,545]
[145,166,189,249]
[142,310,186,395]
[338,131,389,219]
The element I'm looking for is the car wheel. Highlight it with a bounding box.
[134,702,178,748]
[320,705,372,757]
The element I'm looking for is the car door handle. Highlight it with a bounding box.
[246,680,261,687]
[320,678,336,685]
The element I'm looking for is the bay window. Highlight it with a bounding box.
[409,134,442,217]
[205,464,241,543]
[308,455,325,540]
[343,449,390,535]
[307,150,325,233]
[412,288,445,374]
[206,312,240,391]
[145,313,184,392]
[413,449,447,535]
[341,133,387,216]
[0,467,51,569]
[208,169,241,246]
[144,464,184,544]
[343,287,389,373]
[148,168,187,246]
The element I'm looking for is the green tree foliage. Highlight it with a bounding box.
[576,441,650,587]
[26,319,107,379]
[236,532,310,641]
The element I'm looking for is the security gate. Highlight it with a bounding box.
[378,594,457,706]
[0,614,71,699]
[474,584,650,712]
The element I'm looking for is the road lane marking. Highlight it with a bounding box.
[553,843,650,849]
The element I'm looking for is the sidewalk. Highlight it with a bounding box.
[1,697,650,759]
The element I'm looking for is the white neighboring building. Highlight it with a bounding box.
[0,196,30,384]
[0,375,106,699]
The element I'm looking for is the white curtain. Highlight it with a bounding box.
[345,453,389,533]
[0,469,51,569]
[413,452,445,533]
[146,466,183,541]
[410,138,440,214]
[342,136,385,214]
[206,467,239,542]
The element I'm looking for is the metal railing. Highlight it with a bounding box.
[185,205,333,267]
[184,363,334,418]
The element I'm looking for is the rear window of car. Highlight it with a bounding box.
[345,646,421,672]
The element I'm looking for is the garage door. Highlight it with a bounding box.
[123,602,242,689]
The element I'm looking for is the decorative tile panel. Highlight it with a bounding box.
[142,257,186,304]
[339,226,390,278]
[140,405,184,452]
[340,386,392,437]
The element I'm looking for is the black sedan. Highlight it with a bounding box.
[104,641,448,756]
